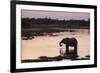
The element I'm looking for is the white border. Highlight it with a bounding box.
[16,4,95,69]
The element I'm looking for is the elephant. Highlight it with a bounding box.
[59,37,78,56]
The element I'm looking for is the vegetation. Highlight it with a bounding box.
[22,18,90,29]
[21,55,90,63]
[21,18,90,38]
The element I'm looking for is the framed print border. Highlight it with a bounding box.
[10,0,97,73]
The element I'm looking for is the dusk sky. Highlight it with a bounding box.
[21,10,90,21]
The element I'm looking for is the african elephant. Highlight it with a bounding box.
[59,37,78,56]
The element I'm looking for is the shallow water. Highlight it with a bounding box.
[22,29,90,60]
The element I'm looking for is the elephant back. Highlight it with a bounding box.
[70,38,78,46]
[64,37,78,46]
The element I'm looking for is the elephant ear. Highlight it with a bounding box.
[59,38,66,46]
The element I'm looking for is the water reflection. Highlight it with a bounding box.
[21,29,90,62]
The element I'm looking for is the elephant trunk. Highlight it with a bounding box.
[59,42,63,47]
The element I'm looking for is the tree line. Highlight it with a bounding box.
[21,18,90,29]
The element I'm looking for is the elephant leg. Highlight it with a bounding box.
[74,45,78,56]
[65,45,69,54]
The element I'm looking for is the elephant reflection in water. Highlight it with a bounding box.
[59,37,78,57]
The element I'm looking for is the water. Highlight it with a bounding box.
[21,29,90,60]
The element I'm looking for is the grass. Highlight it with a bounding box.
[21,56,64,63]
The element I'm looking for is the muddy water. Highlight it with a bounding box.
[22,29,90,60]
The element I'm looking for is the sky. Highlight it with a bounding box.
[21,10,90,21]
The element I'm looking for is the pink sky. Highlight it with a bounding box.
[21,10,90,21]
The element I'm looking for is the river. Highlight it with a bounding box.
[21,29,90,60]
